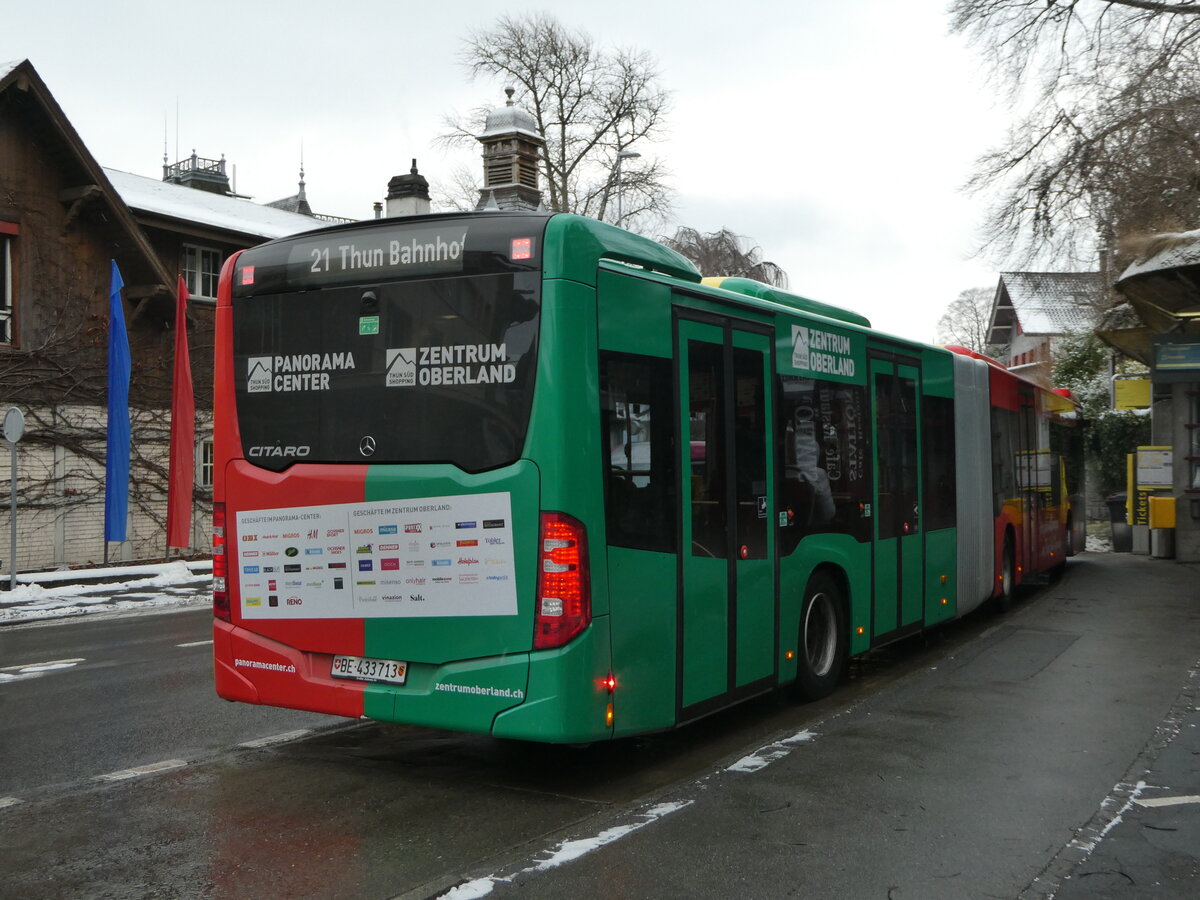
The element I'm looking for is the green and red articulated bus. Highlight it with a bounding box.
[212,211,1082,743]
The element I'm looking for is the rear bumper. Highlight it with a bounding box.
[214,616,614,742]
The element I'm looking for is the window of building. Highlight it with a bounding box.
[183,245,222,300]
[197,439,215,489]
[1,223,16,346]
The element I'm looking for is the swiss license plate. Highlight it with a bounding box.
[330,654,408,685]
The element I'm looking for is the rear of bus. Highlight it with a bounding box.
[211,212,612,743]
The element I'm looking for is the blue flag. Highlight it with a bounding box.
[104,261,131,542]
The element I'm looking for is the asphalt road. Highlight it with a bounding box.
[0,551,1196,899]
[0,607,342,796]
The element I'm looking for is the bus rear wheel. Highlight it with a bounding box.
[792,571,847,701]
[994,537,1015,613]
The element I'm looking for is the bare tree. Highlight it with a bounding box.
[660,227,789,287]
[935,286,1006,357]
[950,0,1200,265]
[440,13,673,230]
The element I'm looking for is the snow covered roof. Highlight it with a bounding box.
[989,272,1105,343]
[104,168,327,241]
[1120,229,1200,280]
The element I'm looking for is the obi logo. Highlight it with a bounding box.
[241,535,258,542]
[378,525,398,535]
[358,560,373,571]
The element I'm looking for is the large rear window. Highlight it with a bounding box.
[232,215,547,472]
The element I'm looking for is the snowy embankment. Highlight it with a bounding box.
[0,560,212,625]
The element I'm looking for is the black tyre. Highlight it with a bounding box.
[994,535,1015,613]
[792,570,848,701]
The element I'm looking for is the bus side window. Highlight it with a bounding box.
[600,351,676,553]
[779,375,870,554]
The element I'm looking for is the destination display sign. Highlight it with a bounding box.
[285,225,470,285]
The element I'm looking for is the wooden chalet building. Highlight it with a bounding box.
[1,59,340,572]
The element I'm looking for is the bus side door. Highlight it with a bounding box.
[869,353,924,640]
[677,316,777,716]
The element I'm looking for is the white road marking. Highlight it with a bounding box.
[0,657,85,672]
[441,800,693,899]
[726,728,818,773]
[95,759,187,782]
[1136,794,1200,808]
[239,729,311,749]
[176,639,213,648]
[0,657,86,682]
[0,797,22,810]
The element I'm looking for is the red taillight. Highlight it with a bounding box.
[213,502,230,621]
[534,512,590,650]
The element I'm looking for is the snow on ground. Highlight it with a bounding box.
[0,560,212,625]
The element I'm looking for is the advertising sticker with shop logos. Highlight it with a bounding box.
[236,492,517,618]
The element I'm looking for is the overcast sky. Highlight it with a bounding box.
[7,0,1007,342]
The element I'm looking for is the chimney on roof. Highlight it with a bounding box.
[386,159,431,218]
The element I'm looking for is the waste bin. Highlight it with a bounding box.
[1106,492,1132,552]
[1149,495,1176,560]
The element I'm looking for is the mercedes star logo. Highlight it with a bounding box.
[359,435,377,457]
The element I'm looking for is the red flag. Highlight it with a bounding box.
[166,275,195,549]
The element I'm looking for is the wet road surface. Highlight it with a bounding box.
[0,551,1196,898]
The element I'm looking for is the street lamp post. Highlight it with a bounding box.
[615,150,641,226]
